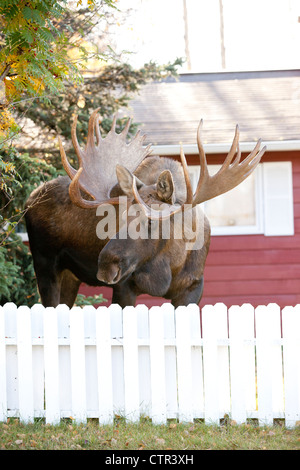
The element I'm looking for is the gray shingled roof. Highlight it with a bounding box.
[128,70,300,147]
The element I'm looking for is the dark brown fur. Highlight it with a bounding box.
[25,156,211,308]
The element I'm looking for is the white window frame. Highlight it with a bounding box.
[18,232,29,242]
[188,161,294,237]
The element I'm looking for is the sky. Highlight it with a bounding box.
[109,0,300,72]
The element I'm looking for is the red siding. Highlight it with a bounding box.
[200,152,300,308]
[80,151,300,309]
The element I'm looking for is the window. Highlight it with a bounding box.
[188,161,294,236]
[15,225,29,242]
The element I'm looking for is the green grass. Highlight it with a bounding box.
[1,417,300,450]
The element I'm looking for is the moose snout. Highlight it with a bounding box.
[97,261,121,285]
[97,242,137,285]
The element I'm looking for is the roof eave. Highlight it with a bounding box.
[149,140,300,156]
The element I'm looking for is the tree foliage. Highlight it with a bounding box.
[0,0,122,305]
[0,0,114,102]
[0,0,112,194]
[17,59,183,169]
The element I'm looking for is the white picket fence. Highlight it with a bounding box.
[0,302,300,427]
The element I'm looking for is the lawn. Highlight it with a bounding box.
[1,417,300,451]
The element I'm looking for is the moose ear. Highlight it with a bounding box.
[156,170,175,204]
[116,164,144,197]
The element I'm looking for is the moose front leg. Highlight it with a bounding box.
[34,264,62,307]
[112,281,137,308]
[171,276,204,308]
[59,270,81,308]
[28,249,61,307]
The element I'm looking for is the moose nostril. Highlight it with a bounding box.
[112,266,120,283]
[108,263,120,284]
[97,262,120,284]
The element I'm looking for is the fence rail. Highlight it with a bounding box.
[0,302,300,427]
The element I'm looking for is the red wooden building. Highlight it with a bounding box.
[79,70,300,308]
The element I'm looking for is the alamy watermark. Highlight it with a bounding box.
[95,196,205,251]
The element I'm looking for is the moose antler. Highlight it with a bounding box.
[58,108,152,208]
[132,120,266,219]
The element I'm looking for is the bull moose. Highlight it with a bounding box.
[25,109,266,308]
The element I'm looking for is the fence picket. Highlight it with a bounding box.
[109,304,124,415]
[83,306,98,418]
[69,306,87,423]
[229,304,255,423]
[175,306,194,422]
[215,304,230,415]
[31,304,45,418]
[96,306,114,424]
[123,306,140,421]
[149,306,167,424]
[163,303,177,419]
[4,302,17,338]
[56,305,71,417]
[4,303,18,415]
[282,305,300,427]
[256,304,283,426]
[137,304,151,417]
[57,303,70,339]
[202,303,229,423]
[202,304,219,424]
[43,306,60,424]
[1,302,300,426]
[189,304,204,419]
[0,307,7,422]
[17,306,34,423]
